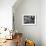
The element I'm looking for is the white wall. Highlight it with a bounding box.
[0,0,16,30]
[41,0,46,46]
[13,0,41,46]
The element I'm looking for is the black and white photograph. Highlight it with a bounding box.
[22,15,36,25]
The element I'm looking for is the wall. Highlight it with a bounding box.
[0,0,16,30]
[41,0,46,46]
[13,0,41,46]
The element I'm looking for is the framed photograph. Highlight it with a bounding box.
[22,14,36,25]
